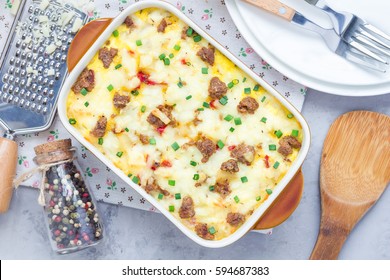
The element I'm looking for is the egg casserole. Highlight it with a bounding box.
[66,8,303,240]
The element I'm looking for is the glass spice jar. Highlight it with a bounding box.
[34,139,103,254]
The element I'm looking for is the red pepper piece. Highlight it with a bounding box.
[161,160,172,167]
[264,155,270,168]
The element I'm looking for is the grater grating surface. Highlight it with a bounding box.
[0,0,87,136]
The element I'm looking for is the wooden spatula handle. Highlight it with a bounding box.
[0,138,18,213]
[243,0,296,21]
[310,220,349,260]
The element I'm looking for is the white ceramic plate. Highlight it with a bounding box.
[226,0,390,96]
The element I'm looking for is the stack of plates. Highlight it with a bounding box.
[226,0,390,96]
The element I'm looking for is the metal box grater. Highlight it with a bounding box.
[0,0,87,214]
[0,0,87,137]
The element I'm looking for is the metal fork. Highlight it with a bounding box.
[244,0,390,72]
[305,0,390,72]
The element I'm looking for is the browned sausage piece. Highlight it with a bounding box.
[195,223,215,240]
[72,68,95,94]
[179,196,195,219]
[220,159,239,173]
[124,16,134,28]
[196,137,216,163]
[90,116,107,138]
[147,104,175,128]
[145,177,170,196]
[208,77,227,100]
[226,212,245,226]
[237,96,259,114]
[139,134,149,145]
[197,46,215,66]
[98,47,118,68]
[157,18,168,33]
[214,179,231,198]
[113,93,130,109]
[278,136,302,157]
[230,143,255,166]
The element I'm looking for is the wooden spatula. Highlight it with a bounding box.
[310,111,390,260]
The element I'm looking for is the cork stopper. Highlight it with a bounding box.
[34,139,73,165]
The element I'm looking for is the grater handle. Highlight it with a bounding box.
[0,138,18,213]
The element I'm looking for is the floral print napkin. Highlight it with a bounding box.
[0,0,306,234]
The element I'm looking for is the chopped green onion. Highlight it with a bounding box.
[125,127,129,132]
[173,44,181,51]
[175,193,181,200]
[112,30,119,37]
[169,53,174,59]
[208,227,216,235]
[241,176,248,183]
[209,186,215,191]
[273,161,280,169]
[234,117,242,125]
[116,151,123,158]
[244,87,251,94]
[132,176,140,184]
[217,140,225,149]
[190,161,197,166]
[197,108,204,111]
[229,127,235,133]
[127,173,132,178]
[107,84,114,92]
[115,64,122,69]
[171,142,180,151]
[224,114,234,122]
[158,193,164,200]
[243,77,247,83]
[292,129,299,137]
[131,90,139,96]
[177,81,183,88]
[186,27,193,36]
[136,39,142,46]
[169,205,175,212]
[168,180,176,186]
[275,130,283,138]
[164,58,170,65]
[219,96,228,105]
[193,35,202,42]
[80,88,88,96]
[159,53,166,60]
[227,81,234,89]
[149,138,156,145]
[185,95,192,100]
[203,102,210,108]
[266,189,273,195]
[261,117,267,123]
[140,105,146,113]
[98,138,103,145]
[269,144,277,151]
[287,113,294,119]
[256,196,261,201]
[201,67,208,74]
[261,96,266,103]
[193,174,199,180]
[253,84,260,91]
[69,118,77,125]
[84,101,89,107]
[234,196,240,203]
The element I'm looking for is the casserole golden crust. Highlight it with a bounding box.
[66,8,303,240]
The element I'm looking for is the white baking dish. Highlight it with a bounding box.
[57,0,311,248]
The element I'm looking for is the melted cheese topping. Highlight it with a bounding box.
[66,8,303,240]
